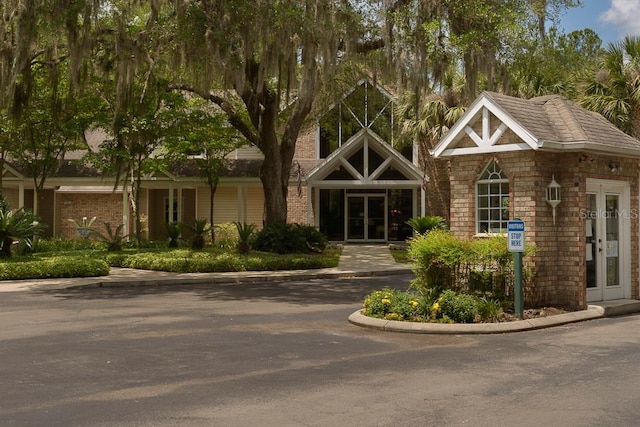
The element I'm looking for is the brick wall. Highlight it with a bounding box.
[287,184,313,224]
[294,127,316,160]
[58,193,126,239]
[448,150,639,310]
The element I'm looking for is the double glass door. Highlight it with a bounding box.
[347,194,386,241]
[586,181,629,302]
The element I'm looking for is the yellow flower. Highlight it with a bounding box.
[431,302,440,311]
[410,300,418,307]
[381,298,391,304]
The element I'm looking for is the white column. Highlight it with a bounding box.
[18,182,24,208]
[306,185,313,225]
[122,187,129,237]
[168,184,174,223]
[177,187,183,223]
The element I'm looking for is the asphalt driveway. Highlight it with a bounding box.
[2,274,640,426]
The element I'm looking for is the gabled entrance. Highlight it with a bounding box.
[306,128,423,242]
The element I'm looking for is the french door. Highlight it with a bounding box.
[585,180,630,302]
[346,194,386,241]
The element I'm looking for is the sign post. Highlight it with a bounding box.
[507,220,525,319]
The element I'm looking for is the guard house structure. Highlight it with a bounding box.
[432,91,640,310]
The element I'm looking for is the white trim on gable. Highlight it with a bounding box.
[306,128,422,185]
[1,163,24,180]
[432,92,539,158]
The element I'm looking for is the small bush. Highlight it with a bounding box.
[437,290,478,323]
[0,256,109,280]
[476,296,503,322]
[363,288,424,321]
[31,238,103,252]
[406,215,447,235]
[253,223,327,254]
[106,248,340,273]
[214,222,239,250]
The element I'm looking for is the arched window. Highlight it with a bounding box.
[476,160,509,233]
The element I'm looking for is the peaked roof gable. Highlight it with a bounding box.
[306,128,422,184]
[433,91,640,158]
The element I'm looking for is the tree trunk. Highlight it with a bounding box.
[1,237,13,257]
[260,133,294,226]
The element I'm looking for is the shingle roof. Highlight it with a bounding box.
[484,91,640,154]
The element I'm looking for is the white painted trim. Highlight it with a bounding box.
[586,178,631,302]
[441,142,534,156]
[432,93,540,158]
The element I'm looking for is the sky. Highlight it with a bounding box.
[558,0,640,45]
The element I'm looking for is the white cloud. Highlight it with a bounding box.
[601,0,640,37]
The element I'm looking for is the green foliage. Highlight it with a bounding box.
[408,229,469,291]
[0,194,10,212]
[184,219,210,250]
[253,223,327,254]
[90,222,128,252]
[363,287,490,323]
[363,288,428,321]
[0,256,109,280]
[106,248,340,273]
[165,222,182,248]
[30,238,104,252]
[408,230,532,299]
[406,215,448,235]
[0,208,46,258]
[233,222,256,253]
[436,290,478,323]
[212,222,239,250]
[476,296,503,323]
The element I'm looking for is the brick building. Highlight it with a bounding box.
[433,91,640,309]
[1,80,435,243]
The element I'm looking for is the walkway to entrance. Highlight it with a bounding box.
[336,244,409,273]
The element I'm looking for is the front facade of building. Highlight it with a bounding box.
[433,91,640,309]
[0,80,429,243]
[3,82,640,309]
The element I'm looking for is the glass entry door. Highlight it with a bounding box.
[586,181,629,302]
[346,194,386,241]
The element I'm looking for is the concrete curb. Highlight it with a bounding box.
[1,266,412,292]
[348,305,607,334]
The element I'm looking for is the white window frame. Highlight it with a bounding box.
[475,161,509,234]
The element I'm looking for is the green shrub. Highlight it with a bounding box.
[165,222,182,248]
[476,296,503,322]
[363,288,418,321]
[253,223,327,254]
[437,290,478,323]
[233,222,256,253]
[0,208,47,257]
[90,222,128,251]
[31,237,103,252]
[0,256,109,280]
[213,222,239,250]
[406,215,448,235]
[408,229,469,292]
[106,248,340,273]
[184,219,210,250]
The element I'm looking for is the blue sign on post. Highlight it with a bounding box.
[507,220,525,252]
[507,219,525,318]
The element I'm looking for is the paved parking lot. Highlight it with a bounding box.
[2,274,640,426]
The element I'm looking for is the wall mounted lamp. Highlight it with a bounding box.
[546,175,561,225]
[609,162,620,173]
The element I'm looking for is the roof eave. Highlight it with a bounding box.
[539,140,640,158]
